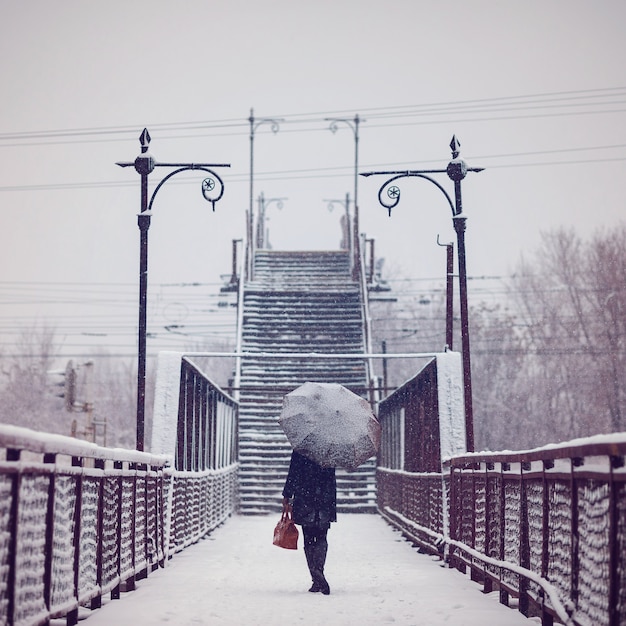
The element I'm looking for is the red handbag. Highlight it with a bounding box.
[273,504,299,550]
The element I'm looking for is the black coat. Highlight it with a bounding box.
[282,451,337,526]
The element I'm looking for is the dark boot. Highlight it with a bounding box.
[304,544,320,592]
[312,538,330,595]
[303,525,330,595]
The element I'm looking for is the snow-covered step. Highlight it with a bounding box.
[237,249,375,514]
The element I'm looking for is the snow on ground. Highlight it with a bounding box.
[76,514,538,626]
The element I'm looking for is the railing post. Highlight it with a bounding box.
[541,459,554,626]
[482,462,493,595]
[448,465,459,571]
[71,461,84,625]
[157,467,167,568]
[470,467,481,583]
[64,454,83,626]
[6,448,20,626]
[127,462,138,589]
[91,458,105,610]
[499,462,509,607]
[608,455,623,626]
[141,464,153,578]
[570,457,582,613]
[111,460,123,601]
[43,453,56,616]
[519,462,530,617]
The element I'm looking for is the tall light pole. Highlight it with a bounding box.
[361,136,482,452]
[326,114,361,278]
[117,129,230,451]
[249,109,282,277]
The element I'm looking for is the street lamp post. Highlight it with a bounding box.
[327,115,361,278]
[249,109,282,278]
[256,192,287,249]
[361,135,482,452]
[324,193,351,251]
[117,128,230,451]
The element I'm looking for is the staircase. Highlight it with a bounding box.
[238,249,377,514]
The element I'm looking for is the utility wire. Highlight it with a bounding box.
[0,86,624,146]
[1,150,625,193]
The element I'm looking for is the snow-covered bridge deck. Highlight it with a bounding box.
[78,514,535,626]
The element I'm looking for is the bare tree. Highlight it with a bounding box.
[371,223,626,451]
[370,283,449,394]
[506,225,626,443]
[0,324,69,433]
[470,302,528,449]
[583,226,626,432]
[88,354,138,448]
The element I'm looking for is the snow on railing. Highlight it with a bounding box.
[0,424,169,626]
[447,436,626,626]
[377,351,465,559]
[377,366,626,626]
[0,357,239,626]
[152,354,239,553]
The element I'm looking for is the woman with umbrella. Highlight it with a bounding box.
[282,451,336,595]
[279,382,381,596]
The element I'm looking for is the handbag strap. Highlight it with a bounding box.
[282,503,293,522]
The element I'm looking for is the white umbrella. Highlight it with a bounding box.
[279,381,381,470]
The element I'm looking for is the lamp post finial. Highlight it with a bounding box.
[139,128,151,152]
[450,135,461,158]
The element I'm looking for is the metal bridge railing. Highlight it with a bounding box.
[0,356,239,626]
[376,357,626,626]
[376,352,466,555]
[448,438,626,626]
[0,426,168,626]
[167,357,239,554]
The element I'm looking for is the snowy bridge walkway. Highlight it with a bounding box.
[79,514,535,626]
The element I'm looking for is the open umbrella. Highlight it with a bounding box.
[278,381,381,470]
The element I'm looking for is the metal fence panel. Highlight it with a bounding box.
[0,354,239,626]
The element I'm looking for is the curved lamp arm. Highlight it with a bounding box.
[148,166,226,212]
[372,172,455,217]
[327,115,359,137]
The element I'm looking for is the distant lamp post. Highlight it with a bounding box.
[117,128,230,451]
[361,135,483,452]
[326,114,361,278]
[324,193,351,251]
[249,109,283,276]
[256,192,287,249]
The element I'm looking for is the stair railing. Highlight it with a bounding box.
[356,232,378,406]
[245,208,254,282]
[233,226,247,401]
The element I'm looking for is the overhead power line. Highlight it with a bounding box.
[0,86,624,146]
[1,145,625,194]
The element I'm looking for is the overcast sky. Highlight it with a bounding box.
[1,1,624,358]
